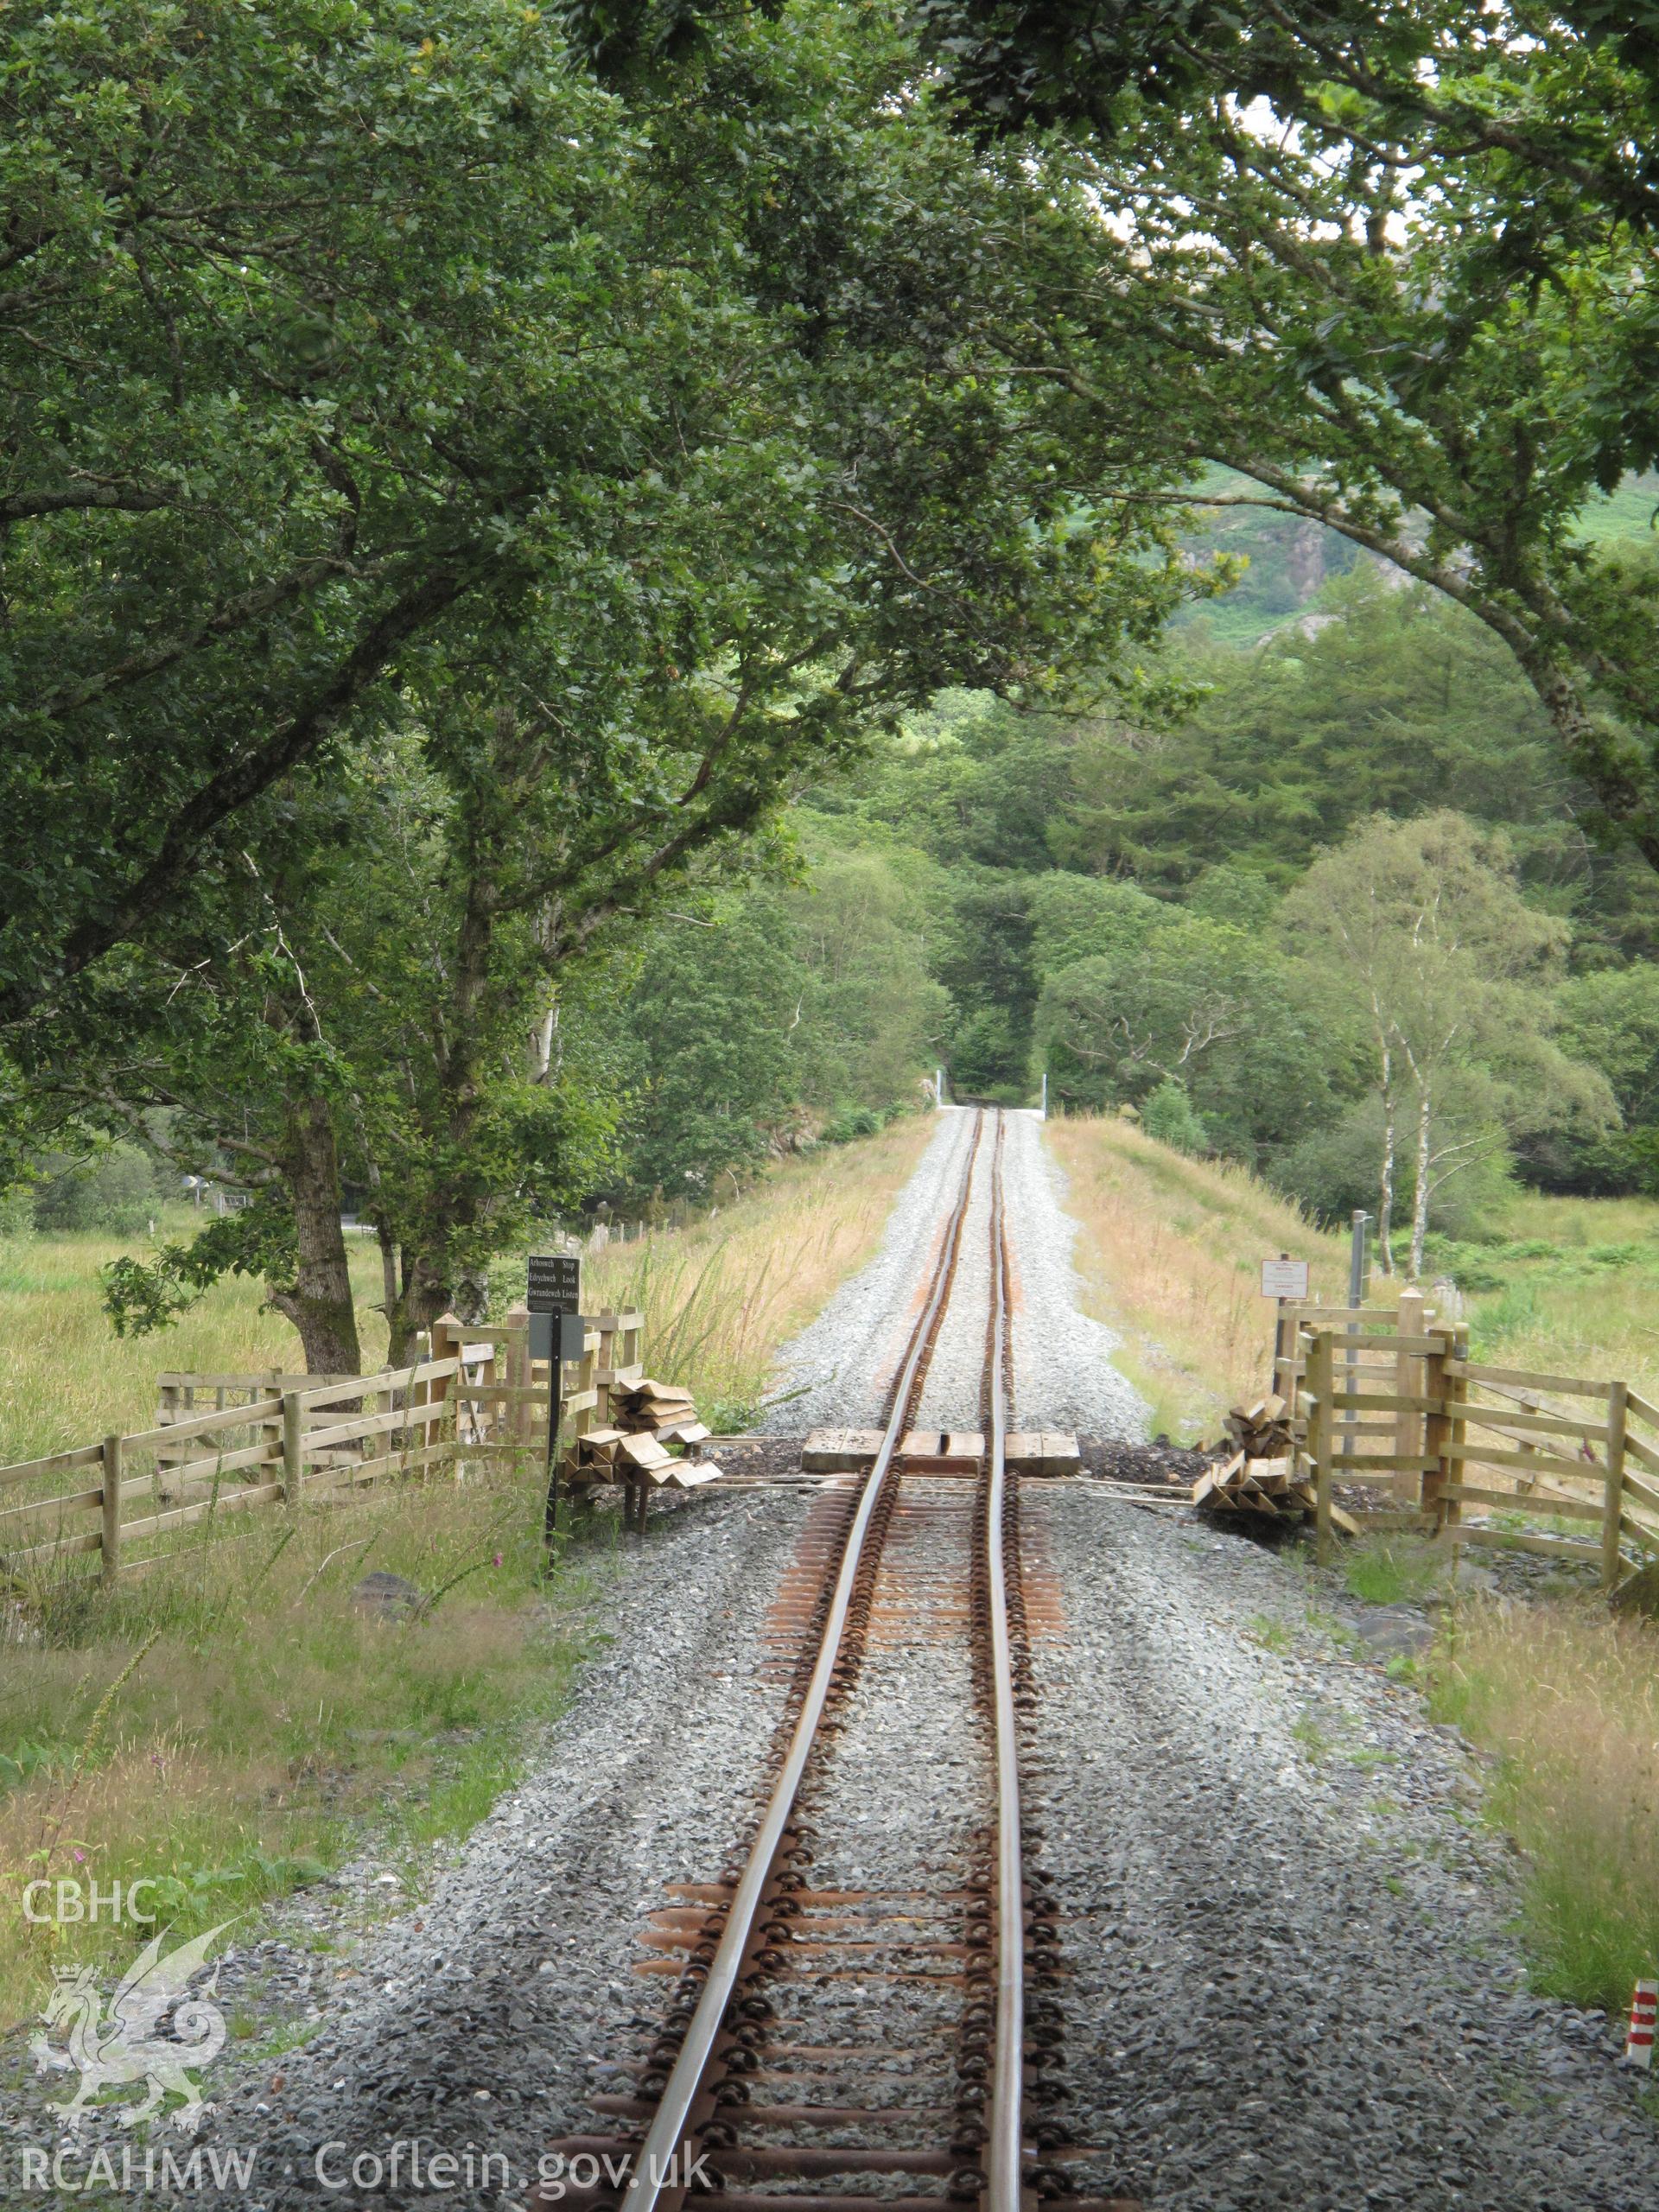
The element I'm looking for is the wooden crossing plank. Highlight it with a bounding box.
[802,1428,885,1471]
[899,1427,982,1471]
[1005,1432,1082,1477]
[800,1428,1078,1475]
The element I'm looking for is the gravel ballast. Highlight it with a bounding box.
[1030,1487,1657,2212]
[1,1492,811,2209]
[769,1109,1147,1440]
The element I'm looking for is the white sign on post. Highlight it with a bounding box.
[1260,1257,1309,1300]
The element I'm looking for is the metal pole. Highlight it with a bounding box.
[542,1344,565,1559]
[936,1065,944,1109]
[1039,1071,1048,1119]
[1349,1210,1370,1308]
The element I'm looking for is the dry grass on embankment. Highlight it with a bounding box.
[1044,1114,1659,2012]
[548,1112,938,1427]
[1041,1113,1351,1444]
[1042,1114,1659,1432]
[0,1122,931,2030]
[1428,1595,1659,2012]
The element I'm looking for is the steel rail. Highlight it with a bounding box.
[982,1111,1026,2212]
[618,1111,986,2212]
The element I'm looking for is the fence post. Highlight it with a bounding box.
[100,1433,123,1585]
[282,1392,303,1509]
[594,1319,617,1429]
[1423,1325,1466,1536]
[1271,1270,1293,1398]
[504,1302,531,1456]
[1308,1329,1335,1567]
[1277,1299,1307,1443]
[1604,1378,1630,1590]
[1421,1327,1450,1530]
[404,1329,434,1469]
[1447,1325,1470,1531]
[429,1312,461,1430]
[257,1380,285,1510]
[1395,1287,1426,1506]
[157,1379,181,1485]
[572,1328,598,1446]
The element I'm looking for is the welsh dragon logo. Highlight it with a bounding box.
[29,1922,232,2129]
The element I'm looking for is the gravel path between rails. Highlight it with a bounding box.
[1031,1489,1658,2212]
[768,1110,1147,1440]
[756,1484,985,2156]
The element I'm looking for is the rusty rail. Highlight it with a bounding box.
[612,1113,988,2212]
[982,1111,1026,2212]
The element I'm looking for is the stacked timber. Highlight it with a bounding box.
[614,1378,709,1448]
[1192,1452,1311,1518]
[1192,1393,1312,1519]
[1192,1391,1361,1530]
[563,1426,721,1492]
[1224,1393,1294,1460]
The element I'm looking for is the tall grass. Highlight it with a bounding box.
[0,1459,598,2029]
[0,1219,388,1468]
[1043,1115,1352,1440]
[1456,1189,1659,1407]
[1430,1599,1659,2011]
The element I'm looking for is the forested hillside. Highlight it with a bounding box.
[616,563,1659,1272]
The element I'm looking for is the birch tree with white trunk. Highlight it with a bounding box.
[1283,813,1615,1273]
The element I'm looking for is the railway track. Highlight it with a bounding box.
[540,1109,1132,2212]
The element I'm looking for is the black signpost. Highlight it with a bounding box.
[528,1255,582,1555]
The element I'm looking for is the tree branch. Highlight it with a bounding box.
[3,557,485,1026]
[0,483,170,521]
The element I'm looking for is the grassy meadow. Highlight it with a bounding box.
[1440,1188,1659,1407]
[0,1220,389,1471]
[0,1119,932,2028]
[0,1464,599,2032]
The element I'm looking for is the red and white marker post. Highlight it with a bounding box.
[1626,1980,1657,2067]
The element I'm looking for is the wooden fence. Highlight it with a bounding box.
[0,1304,644,1585]
[1277,1294,1659,1589]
